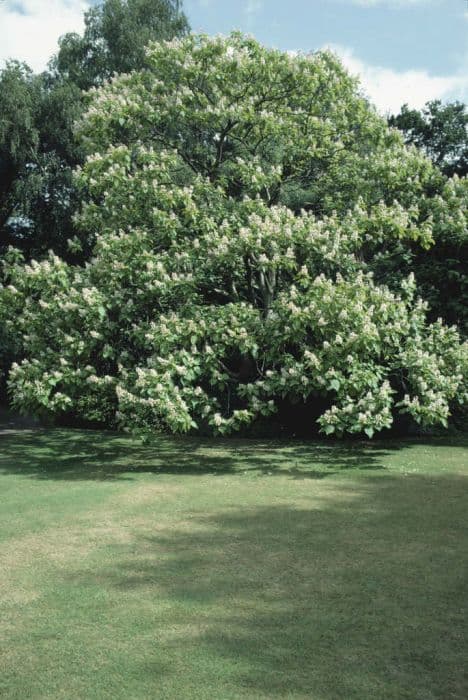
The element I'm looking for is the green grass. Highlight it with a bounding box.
[0,424,467,699]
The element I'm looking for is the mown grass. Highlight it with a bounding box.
[0,424,467,699]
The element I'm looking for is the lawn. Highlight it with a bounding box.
[0,424,467,699]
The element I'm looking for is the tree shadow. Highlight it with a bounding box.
[0,422,467,482]
[0,425,423,482]
[66,472,468,698]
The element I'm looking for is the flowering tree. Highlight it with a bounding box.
[2,33,467,437]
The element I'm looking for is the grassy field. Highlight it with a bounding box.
[0,424,467,699]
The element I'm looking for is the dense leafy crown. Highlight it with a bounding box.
[2,33,467,437]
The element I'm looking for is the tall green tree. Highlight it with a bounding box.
[389,100,467,177]
[0,62,40,240]
[1,0,189,259]
[0,74,84,257]
[51,0,189,91]
[387,100,467,333]
[3,35,466,437]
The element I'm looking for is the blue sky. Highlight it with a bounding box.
[1,0,467,113]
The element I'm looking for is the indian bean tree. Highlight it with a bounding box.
[2,33,467,436]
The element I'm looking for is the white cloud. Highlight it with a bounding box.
[244,0,263,26]
[327,44,468,113]
[0,0,89,72]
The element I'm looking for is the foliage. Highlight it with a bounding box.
[3,34,467,437]
[0,0,189,260]
[0,62,40,241]
[389,100,467,178]
[0,62,85,258]
[370,175,468,334]
[386,101,468,332]
[52,0,189,92]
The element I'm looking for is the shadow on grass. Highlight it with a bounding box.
[66,472,468,699]
[0,423,467,482]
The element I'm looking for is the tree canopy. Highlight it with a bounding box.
[389,100,467,178]
[0,0,189,259]
[387,100,468,333]
[52,0,189,91]
[3,34,466,437]
[0,62,41,239]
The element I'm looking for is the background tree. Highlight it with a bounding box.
[4,34,466,437]
[387,100,467,334]
[52,0,189,91]
[389,100,467,177]
[0,0,189,259]
[0,74,84,257]
[0,62,40,245]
